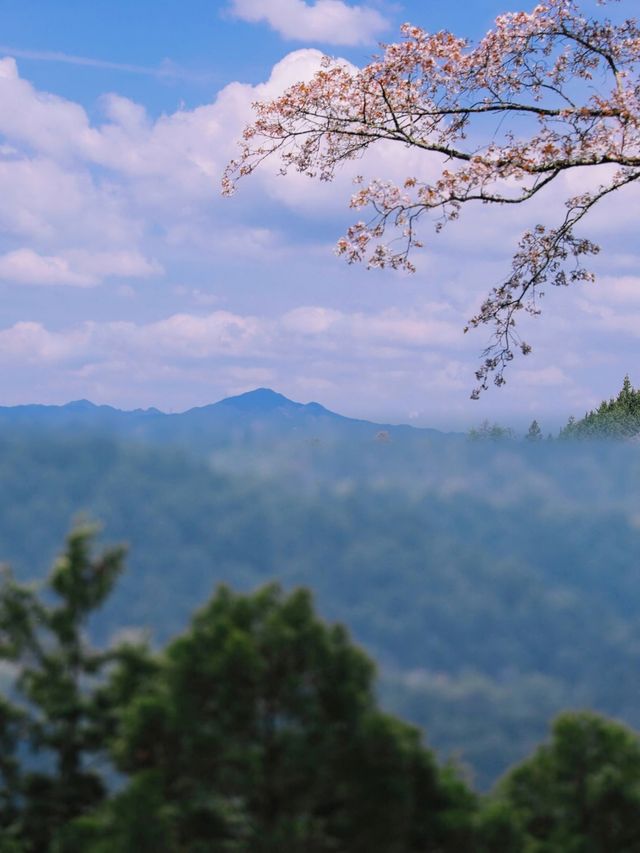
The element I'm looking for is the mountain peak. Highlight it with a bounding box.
[217,388,301,412]
[65,399,97,411]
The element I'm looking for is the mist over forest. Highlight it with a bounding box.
[3,0,640,845]
[3,386,640,792]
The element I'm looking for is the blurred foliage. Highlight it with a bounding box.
[0,536,475,852]
[493,711,640,852]
[467,420,515,441]
[1,428,640,790]
[2,530,640,850]
[0,528,154,851]
[525,420,543,442]
[96,583,475,852]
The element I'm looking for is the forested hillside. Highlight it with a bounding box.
[561,375,640,438]
[5,529,639,851]
[2,425,640,788]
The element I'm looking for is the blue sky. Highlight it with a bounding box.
[0,0,636,430]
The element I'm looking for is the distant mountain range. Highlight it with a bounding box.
[0,388,448,453]
[1,394,640,789]
[3,387,640,788]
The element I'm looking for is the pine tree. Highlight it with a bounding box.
[94,584,477,852]
[490,712,640,851]
[468,420,513,441]
[561,376,640,438]
[0,525,131,851]
[525,420,543,442]
[0,696,23,849]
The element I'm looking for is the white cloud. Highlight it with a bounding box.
[282,304,461,347]
[512,366,569,388]
[130,311,266,358]
[0,51,638,422]
[577,300,640,337]
[0,302,477,418]
[282,306,342,334]
[0,248,161,287]
[0,48,434,245]
[0,304,465,367]
[0,249,94,287]
[0,46,637,264]
[228,0,389,46]
[0,156,139,245]
[569,274,640,338]
[64,249,162,283]
[0,295,628,429]
[582,275,640,305]
[0,49,331,215]
[0,321,90,362]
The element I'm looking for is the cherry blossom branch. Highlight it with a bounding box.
[467,167,640,397]
[223,0,640,394]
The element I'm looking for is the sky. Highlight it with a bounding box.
[0,0,637,431]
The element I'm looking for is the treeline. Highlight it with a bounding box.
[1,528,640,852]
[560,375,640,439]
[471,376,640,441]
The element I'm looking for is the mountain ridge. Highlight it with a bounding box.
[0,388,453,458]
[0,387,443,432]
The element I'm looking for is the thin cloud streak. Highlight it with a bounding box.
[0,46,217,84]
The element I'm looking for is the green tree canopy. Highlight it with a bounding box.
[0,525,138,851]
[561,376,640,439]
[525,420,543,442]
[492,711,640,852]
[468,420,514,442]
[96,583,476,852]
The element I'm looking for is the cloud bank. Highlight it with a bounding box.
[228,0,389,46]
[0,49,638,426]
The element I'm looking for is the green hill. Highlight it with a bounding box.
[2,428,640,788]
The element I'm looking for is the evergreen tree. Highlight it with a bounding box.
[490,711,640,851]
[91,584,477,852]
[525,420,543,442]
[0,697,23,850]
[561,376,640,439]
[0,525,131,851]
[468,420,514,441]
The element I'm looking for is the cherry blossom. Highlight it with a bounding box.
[224,0,640,395]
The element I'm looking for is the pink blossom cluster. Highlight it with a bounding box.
[224,0,640,394]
